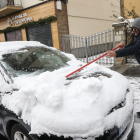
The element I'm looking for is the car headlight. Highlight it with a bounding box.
[106,88,129,116]
[106,99,126,116]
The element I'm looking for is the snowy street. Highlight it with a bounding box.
[126,76,140,140]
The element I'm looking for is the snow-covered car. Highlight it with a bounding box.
[0,41,134,140]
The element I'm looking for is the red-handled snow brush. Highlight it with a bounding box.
[65,45,121,78]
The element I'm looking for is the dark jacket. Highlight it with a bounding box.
[115,33,140,64]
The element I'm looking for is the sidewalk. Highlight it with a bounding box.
[111,65,140,77]
[111,64,140,139]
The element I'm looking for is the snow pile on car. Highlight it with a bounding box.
[0,41,133,138]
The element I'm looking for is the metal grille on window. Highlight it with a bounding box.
[5,30,22,41]
[26,23,53,47]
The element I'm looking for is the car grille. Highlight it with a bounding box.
[95,126,119,140]
[38,134,73,140]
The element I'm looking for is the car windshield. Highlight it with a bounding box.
[1,47,70,77]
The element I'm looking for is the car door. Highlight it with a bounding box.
[0,62,37,140]
[0,62,13,137]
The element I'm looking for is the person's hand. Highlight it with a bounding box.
[119,42,125,49]
[106,50,116,58]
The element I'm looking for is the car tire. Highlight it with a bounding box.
[11,124,33,140]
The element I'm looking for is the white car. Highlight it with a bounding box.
[0,41,133,140]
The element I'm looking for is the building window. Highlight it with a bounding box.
[5,30,22,41]
[26,23,53,46]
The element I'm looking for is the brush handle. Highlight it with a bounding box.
[65,45,121,78]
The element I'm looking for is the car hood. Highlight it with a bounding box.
[1,60,133,138]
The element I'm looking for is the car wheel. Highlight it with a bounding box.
[11,124,33,140]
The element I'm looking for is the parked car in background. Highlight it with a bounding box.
[0,41,134,140]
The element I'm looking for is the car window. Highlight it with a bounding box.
[0,63,13,84]
[0,70,11,93]
[1,47,70,77]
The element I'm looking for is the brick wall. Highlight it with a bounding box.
[56,2,69,50]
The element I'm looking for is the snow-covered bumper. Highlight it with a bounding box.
[95,110,134,140]
[37,110,134,140]
[37,95,134,140]
[94,88,134,140]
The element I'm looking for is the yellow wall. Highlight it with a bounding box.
[21,28,27,41]
[67,0,120,36]
[0,33,5,42]
[124,0,140,18]
[0,1,60,49]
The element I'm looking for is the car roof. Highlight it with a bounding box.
[0,41,47,55]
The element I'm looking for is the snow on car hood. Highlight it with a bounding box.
[0,42,133,138]
[1,62,133,138]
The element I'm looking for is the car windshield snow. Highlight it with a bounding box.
[1,47,70,77]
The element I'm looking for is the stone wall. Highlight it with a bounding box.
[112,18,128,65]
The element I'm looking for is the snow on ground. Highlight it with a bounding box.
[126,77,140,113]
[125,76,140,140]
[134,123,140,140]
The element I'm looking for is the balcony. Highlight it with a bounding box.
[0,0,23,18]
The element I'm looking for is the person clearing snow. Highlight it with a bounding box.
[106,18,140,64]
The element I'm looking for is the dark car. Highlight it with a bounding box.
[0,41,134,140]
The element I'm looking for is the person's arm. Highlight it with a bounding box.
[115,40,140,57]
[118,34,134,49]
[106,34,135,58]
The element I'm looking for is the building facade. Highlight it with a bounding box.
[0,0,120,50]
[123,0,140,19]
[0,0,69,50]
[67,0,120,36]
